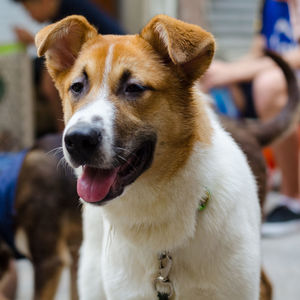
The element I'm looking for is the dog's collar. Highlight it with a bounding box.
[154,189,211,300]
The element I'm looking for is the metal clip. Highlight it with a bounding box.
[158,252,173,280]
[154,280,173,299]
[154,252,174,298]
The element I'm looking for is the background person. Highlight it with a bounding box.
[202,0,300,236]
[286,0,300,42]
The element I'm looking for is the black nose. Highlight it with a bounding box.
[64,123,102,165]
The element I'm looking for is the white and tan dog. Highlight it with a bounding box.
[36,15,261,300]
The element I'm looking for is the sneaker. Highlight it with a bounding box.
[262,204,300,237]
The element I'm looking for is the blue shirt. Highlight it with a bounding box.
[0,151,27,257]
[261,0,297,53]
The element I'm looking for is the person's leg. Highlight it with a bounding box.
[273,131,300,198]
[253,67,287,121]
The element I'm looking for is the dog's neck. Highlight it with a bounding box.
[99,141,213,253]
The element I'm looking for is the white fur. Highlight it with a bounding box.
[77,103,261,300]
[63,45,116,168]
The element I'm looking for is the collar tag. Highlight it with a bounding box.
[198,189,210,211]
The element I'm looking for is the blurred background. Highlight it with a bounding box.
[0,0,260,149]
[0,0,299,299]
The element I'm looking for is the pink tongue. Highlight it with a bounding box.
[77,167,119,203]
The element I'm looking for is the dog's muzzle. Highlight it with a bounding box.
[64,122,102,166]
[64,122,157,205]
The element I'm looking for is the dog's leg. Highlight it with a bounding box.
[31,255,64,300]
[78,243,105,300]
[0,241,17,300]
[31,231,79,300]
[69,250,79,300]
[29,231,68,300]
[260,269,273,300]
[78,210,105,300]
[67,223,82,300]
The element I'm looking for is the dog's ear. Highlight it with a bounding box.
[141,15,215,81]
[35,15,97,78]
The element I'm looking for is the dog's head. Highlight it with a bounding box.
[36,15,215,205]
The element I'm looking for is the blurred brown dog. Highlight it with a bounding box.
[0,134,80,300]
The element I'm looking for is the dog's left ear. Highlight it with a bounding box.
[35,15,97,78]
[141,15,215,81]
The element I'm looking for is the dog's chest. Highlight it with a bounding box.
[96,217,218,300]
[80,133,261,300]
[99,239,219,300]
[100,232,158,299]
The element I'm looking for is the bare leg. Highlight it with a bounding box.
[273,131,300,198]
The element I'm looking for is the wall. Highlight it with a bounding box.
[179,0,260,60]
[0,0,44,45]
[178,0,207,28]
[120,0,178,34]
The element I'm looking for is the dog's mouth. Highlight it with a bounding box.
[77,140,156,205]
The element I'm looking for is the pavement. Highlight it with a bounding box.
[262,231,300,300]
[261,192,300,300]
[15,192,300,300]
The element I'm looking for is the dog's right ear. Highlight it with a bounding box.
[141,15,215,82]
[35,15,97,78]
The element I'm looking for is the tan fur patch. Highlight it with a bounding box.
[108,36,212,178]
[60,38,111,122]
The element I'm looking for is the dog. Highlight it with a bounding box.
[2,52,293,300]
[0,134,81,300]
[36,15,262,299]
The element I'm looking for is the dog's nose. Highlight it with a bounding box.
[64,123,102,164]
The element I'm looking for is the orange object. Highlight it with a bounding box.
[263,147,276,170]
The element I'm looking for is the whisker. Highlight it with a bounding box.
[114,146,132,154]
[114,146,139,160]
[115,154,138,172]
[57,156,73,175]
[117,154,128,163]
[46,146,63,157]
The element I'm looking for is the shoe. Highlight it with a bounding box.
[262,204,300,237]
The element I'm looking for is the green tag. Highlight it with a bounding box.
[0,43,25,56]
[198,189,210,211]
[198,203,207,211]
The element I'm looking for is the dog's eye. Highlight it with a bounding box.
[71,82,84,94]
[124,83,146,97]
[70,72,88,97]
